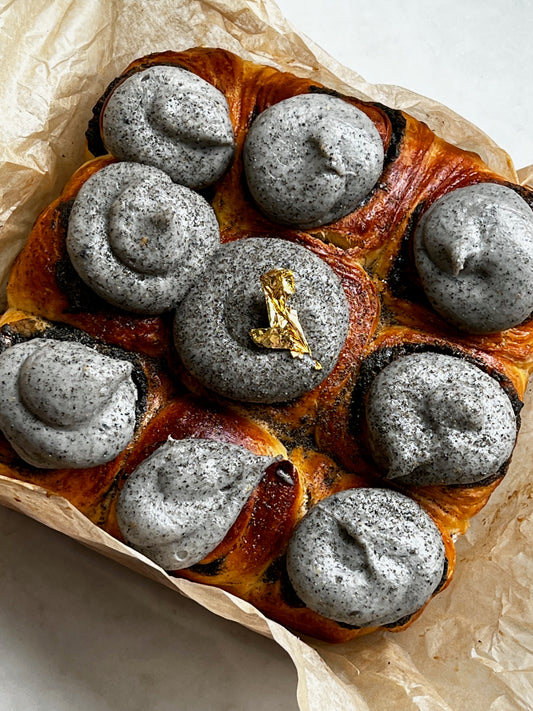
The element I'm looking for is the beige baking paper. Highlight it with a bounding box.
[0,1,532,710]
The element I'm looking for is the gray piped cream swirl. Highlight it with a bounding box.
[286,488,445,627]
[116,438,277,570]
[243,94,384,228]
[101,65,235,188]
[414,183,533,333]
[0,339,138,469]
[66,162,220,314]
[174,237,350,403]
[365,352,517,486]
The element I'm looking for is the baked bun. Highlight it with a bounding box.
[3,47,533,642]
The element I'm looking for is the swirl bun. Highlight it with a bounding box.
[414,183,533,333]
[116,437,278,570]
[286,488,446,627]
[174,237,350,403]
[243,94,384,228]
[101,65,235,188]
[66,162,220,314]
[365,352,517,486]
[0,339,138,469]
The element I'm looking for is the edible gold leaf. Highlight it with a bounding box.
[250,268,322,370]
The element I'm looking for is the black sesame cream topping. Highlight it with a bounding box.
[66,162,220,314]
[243,94,384,228]
[414,183,533,333]
[286,488,445,627]
[101,65,235,189]
[365,352,517,486]
[0,339,137,469]
[116,438,277,570]
[174,238,349,403]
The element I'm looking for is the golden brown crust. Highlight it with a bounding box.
[3,47,533,642]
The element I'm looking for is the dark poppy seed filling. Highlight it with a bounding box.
[286,488,445,627]
[0,339,138,469]
[414,183,533,333]
[116,438,277,570]
[243,94,384,229]
[66,162,220,314]
[101,65,235,189]
[365,352,517,486]
[173,237,350,403]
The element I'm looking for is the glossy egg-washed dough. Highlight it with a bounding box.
[2,47,533,643]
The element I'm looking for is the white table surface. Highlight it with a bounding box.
[1,2,533,710]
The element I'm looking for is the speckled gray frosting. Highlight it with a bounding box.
[365,352,516,486]
[286,488,445,627]
[174,238,349,403]
[67,162,220,314]
[243,94,384,228]
[414,183,533,333]
[0,339,137,469]
[116,437,277,570]
[101,66,235,188]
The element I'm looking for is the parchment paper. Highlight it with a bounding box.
[1,2,532,709]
